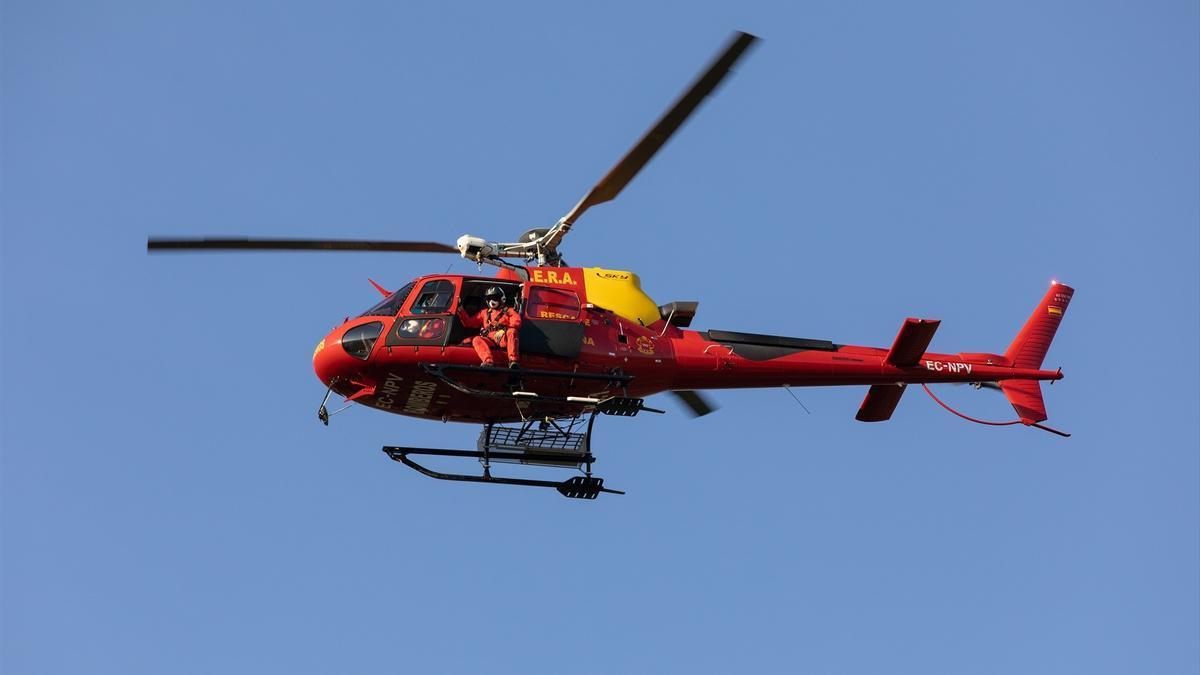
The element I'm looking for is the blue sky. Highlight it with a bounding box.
[3,1,1197,673]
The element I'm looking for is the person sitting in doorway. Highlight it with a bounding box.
[460,286,522,368]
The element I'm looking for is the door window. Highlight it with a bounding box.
[526,286,581,321]
[408,279,455,314]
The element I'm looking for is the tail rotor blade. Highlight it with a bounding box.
[953,381,1003,393]
[671,390,719,417]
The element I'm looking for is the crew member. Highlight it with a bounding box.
[462,286,522,368]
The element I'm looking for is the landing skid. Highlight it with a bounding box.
[383,413,627,499]
[383,447,623,498]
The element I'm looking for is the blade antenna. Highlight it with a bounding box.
[782,385,812,415]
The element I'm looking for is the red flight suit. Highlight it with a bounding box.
[463,305,521,366]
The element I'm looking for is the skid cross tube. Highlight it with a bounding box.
[419,363,658,416]
[420,363,616,404]
[424,363,632,384]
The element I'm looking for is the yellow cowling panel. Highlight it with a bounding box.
[581,268,661,326]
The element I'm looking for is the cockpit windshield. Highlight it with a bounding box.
[360,281,416,317]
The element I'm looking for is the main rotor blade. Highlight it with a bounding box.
[147,237,458,253]
[557,31,759,231]
[953,381,1003,393]
[671,390,719,418]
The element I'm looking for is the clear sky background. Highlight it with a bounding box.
[3,1,1197,673]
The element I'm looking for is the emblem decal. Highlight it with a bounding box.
[635,336,655,355]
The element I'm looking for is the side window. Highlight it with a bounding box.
[526,286,581,321]
[409,279,455,315]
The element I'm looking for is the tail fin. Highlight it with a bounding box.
[1005,282,1074,369]
[1000,282,1074,423]
[999,380,1048,423]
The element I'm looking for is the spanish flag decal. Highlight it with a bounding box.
[1047,306,1063,316]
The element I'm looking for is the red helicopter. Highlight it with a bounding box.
[149,32,1074,499]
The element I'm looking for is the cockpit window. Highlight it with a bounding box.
[409,279,455,314]
[360,282,416,317]
[341,321,384,360]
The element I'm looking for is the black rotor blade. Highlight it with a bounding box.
[671,389,719,418]
[953,381,1004,392]
[559,31,759,228]
[147,237,458,253]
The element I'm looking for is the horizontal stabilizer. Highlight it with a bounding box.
[885,318,940,367]
[856,384,906,422]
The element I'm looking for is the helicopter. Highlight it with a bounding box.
[148,32,1074,499]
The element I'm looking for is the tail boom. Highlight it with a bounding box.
[668,282,1073,429]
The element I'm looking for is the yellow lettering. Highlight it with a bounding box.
[532,269,577,285]
[583,336,595,346]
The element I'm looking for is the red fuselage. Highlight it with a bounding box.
[312,271,1062,424]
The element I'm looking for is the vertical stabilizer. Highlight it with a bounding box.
[1001,282,1074,424]
[1005,282,1074,369]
